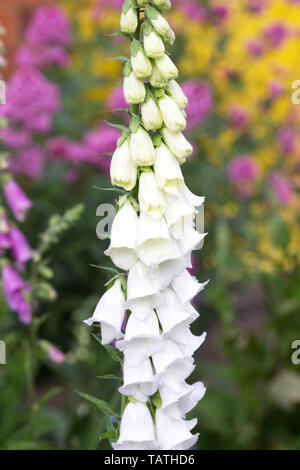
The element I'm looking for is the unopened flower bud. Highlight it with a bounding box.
[110,138,137,191]
[166,79,188,109]
[130,39,152,78]
[141,91,163,130]
[155,54,178,80]
[120,0,138,33]
[158,94,186,132]
[130,126,155,166]
[143,25,165,59]
[123,67,146,104]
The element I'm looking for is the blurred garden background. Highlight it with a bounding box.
[1,0,300,450]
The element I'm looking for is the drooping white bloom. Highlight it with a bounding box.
[84,279,125,344]
[172,269,209,304]
[165,27,176,45]
[162,127,193,160]
[176,215,207,255]
[110,138,137,191]
[148,255,192,291]
[158,94,186,132]
[136,211,181,266]
[154,142,184,193]
[163,191,195,228]
[141,93,163,130]
[180,184,205,209]
[155,409,199,450]
[130,126,155,166]
[126,260,161,320]
[123,71,146,104]
[120,0,138,33]
[146,6,171,36]
[117,311,162,365]
[168,324,206,356]
[130,39,152,78]
[113,402,157,450]
[143,27,165,59]
[155,54,178,81]
[104,199,138,270]
[148,61,168,88]
[119,357,157,401]
[166,79,188,109]
[138,171,165,219]
[156,288,196,335]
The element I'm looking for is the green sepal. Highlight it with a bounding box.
[122,0,136,15]
[151,390,162,408]
[117,129,130,147]
[130,39,141,58]
[105,120,129,133]
[143,22,153,37]
[152,133,162,148]
[153,88,165,100]
[105,55,128,62]
[77,391,120,419]
[123,60,132,77]
[145,5,159,20]
[129,115,141,133]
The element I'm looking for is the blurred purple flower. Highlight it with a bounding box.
[2,265,32,324]
[0,128,32,149]
[10,226,32,270]
[181,81,213,130]
[211,5,229,23]
[178,0,206,22]
[4,180,32,222]
[25,6,71,46]
[268,81,283,99]
[10,146,44,179]
[48,344,65,364]
[107,85,127,111]
[93,0,123,19]
[228,155,258,198]
[264,22,288,48]
[16,44,69,69]
[269,173,293,205]
[247,0,267,13]
[1,68,60,133]
[246,39,264,57]
[84,124,119,172]
[229,105,249,130]
[277,127,295,154]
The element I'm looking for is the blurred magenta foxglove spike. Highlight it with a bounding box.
[9,226,32,270]
[2,265,32,324]
[4,179,32,222]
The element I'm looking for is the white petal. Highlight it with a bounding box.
[155,409,198,450]
[172,269,209,304]
[119,357,157,399]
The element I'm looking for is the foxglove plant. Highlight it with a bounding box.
[84,0,207,450]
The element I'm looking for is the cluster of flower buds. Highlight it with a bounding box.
[85,0,207,450]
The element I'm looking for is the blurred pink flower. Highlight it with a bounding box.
[247,0,267,14]
[4,180,32,222]
[229,105,249,130]
[181,81,213,130]
[178,0,206,22]
[264,22,288,48]
[1,68,61,133]
[211,5,229,23]
[246,39,264,57]
[228,155,259,198]
[9,226,32,271]
[10,146,44,180]
[277,127,295,154]
[16,44,69,69]
[62,170,81,185]
[25,6,71,46]
[84,124,119,172]
[269,173,293,205]
[268,81,283,99]
[93,0,123,19]
[48,344,65,364]
[0,213,11,254]
[0,128,32,149]
[107,85,127,111]
[2,265,32,324]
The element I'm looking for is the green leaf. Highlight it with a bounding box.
[92,186,125,193]
[105,55,128,62]
[99,431,117,443]
[104,344,123,363]
[104,120,129,132]
[77,391,120,418]
[97,374,122,382]
[89,264,120,274]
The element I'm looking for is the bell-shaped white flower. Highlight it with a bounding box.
[158,94,186,132]
[138,171,165,219]
[110,138,137,191]
[172,269,209,304]
[166,79,188,109]
[143,27,165,59]
[149,255,192,291]
[126,260,160,320]
[177,215,207,255]
[84,278,125,344]
[164,192,195,228]
[155,408,199,450]
[124,71,146,104]
[155,54,178,81]
[120,0,138,33]
[159,381,205,416]
[154,142,184,194]
[136,211,173,266]
[117,311,162,365]
[168,324,206,356]
[146,6,170,36]
[162,127,193,160]
[152,339,187,376]
[156,288,196,335]
[130,39,152,78]
[130,126,155,166]
[119,357,157,401]
[149,61,168,88]
[113,402,157,450]
[180,381,206,415]
[104,199,138,270]
[158,357,195,393]
[180,184,205,209]
[141,93,163,131]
